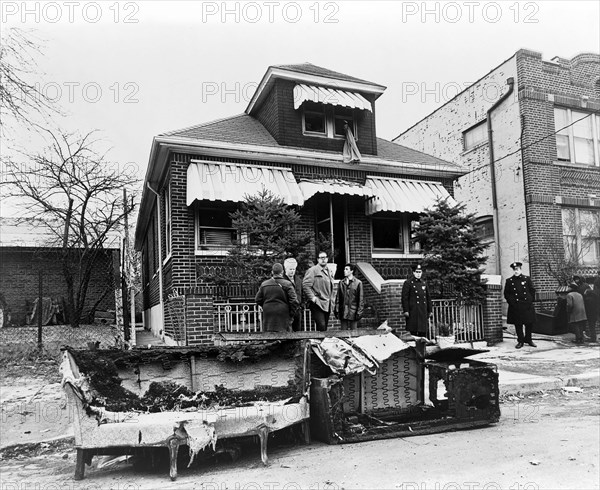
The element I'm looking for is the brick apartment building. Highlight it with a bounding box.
[395,49,600,309]
[133,63,503,346]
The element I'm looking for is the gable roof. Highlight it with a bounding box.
[271,63,379,86]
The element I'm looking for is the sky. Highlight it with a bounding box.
[1,0,599,216]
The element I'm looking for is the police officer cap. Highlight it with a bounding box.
[413,264,424,272]
[509,262,523,270]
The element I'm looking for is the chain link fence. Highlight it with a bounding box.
[0,247,127,359]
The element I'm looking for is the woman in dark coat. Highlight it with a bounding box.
[255,263,298,332]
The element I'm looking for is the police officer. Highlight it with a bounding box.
[504,262,537,349]
[401,264,432,337]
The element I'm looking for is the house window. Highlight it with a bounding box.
[303,101,326,135]
[302,102,357,139]
[463,120,487,151]
[164,183,171,258]
[554,108,599,166]
[372,214,421,254]
[196,207,236,249]
[475,215,494,240]
[334,106,355,138]
[562,208,600,265]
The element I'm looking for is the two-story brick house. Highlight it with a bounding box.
[134,63,466,345]
[395,50,600,310]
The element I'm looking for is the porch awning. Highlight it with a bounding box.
[293,84,372,112]
[187,161,304,206]
[298,179,374,201]
[365,176,455,215]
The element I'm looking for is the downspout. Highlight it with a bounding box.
[487,77,515,275]
[146,183,164,336]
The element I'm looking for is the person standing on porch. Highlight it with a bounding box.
[283,257,303,332]
[255,263,298,332]
[334,263,364,330]
[401,264,432,337]
[302,251,334,332]
[504,261,537,349]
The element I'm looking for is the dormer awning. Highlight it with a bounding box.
[293,84,372,112]
[365,176,455,215]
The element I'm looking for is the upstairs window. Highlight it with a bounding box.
[463,120,487,151]
[554,108,599,166]
[303,101,326,135]
[302,102,357,139]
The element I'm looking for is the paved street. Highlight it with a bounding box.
[1,387,598,490]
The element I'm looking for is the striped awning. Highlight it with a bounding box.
[187,161,304,206]
[293,84,372,112]
[298,179,374,201]
[365,176,455,215]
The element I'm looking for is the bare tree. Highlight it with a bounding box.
[0,28,58,134]
[3,129,139,328]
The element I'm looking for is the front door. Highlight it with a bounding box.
[315,194,348,280]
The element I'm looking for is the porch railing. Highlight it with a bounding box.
[429,299,484,342]
[214,298,484,342]
[214,301,316,332]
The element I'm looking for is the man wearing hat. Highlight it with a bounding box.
[504,262,537,348]
[401,264,433,337]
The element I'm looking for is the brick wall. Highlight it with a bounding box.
[482,284,503,345]
[0,247,117,325]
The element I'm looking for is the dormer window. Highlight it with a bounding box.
[302,101,357,139]
[303,101,326,135]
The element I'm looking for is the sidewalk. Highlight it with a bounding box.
[470,330,600,394]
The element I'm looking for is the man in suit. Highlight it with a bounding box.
[283,257,303,331]
[302,251,334,331]
[504,261,537,349]
[401,264,432,337]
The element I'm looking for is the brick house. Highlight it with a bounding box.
[395,49,600,310]
[133,63,493,346]
[0,217,119,326]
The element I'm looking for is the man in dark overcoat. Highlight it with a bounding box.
[334,263,364,329]
[255,263,298,332]
[401,264,432,337]
[504,261,537,349]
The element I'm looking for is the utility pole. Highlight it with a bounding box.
[123,188,136,345]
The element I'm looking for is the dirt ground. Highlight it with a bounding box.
[1,366,599,490]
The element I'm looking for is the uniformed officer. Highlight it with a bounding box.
[401,264,433,337]
[504,262,537,349]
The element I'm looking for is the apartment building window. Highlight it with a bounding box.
[463,120,487,151]
[164,183,172,258]
[562,208,600,265]
[554,108,599,166]
[475,215,494,240]
[303,102,357,139]
[372,213,421,254]
[196,207,236,250]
